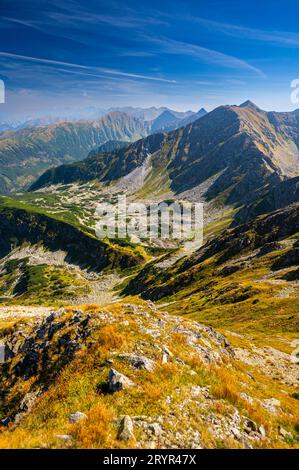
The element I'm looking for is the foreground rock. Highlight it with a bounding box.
[118,416,135,441]
[119,354,155,372]
[69,411,88,423]
[108,369,135,392]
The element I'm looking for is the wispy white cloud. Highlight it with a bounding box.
[0,51,176,83]
[190,16,299,48]
[0,15,96,48]
[0,51,90,69]
[143,35,265,77]
[45,11,167,29]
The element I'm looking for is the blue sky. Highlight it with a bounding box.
[1,0,299,119]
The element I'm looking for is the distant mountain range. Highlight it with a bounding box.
[0,105,202,132]
[0,111,148,193]
[0,106,207,193]
[30,101,299,219]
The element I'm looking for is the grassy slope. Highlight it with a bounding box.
[0,258,91,307]
[0,195,148,268]
[123,205,299,348]
[0,301,298,449]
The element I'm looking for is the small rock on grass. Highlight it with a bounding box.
[118,416,135,441]
[119,354,155,372]
[69,411,88,423]
[259,425,266,438]
[231,427,242,441]
[148,422,163,436]
[161,353,168,364]
[56,434,73,442]
[278,426,293,440]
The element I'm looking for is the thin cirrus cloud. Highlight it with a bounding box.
[0,15,99,49]
[190,16,299,48]
[144,35,266,78]
[0,51,176,83]
[45,11,167,29]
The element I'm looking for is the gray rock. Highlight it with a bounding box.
[108,368,135,392]
[258,425,266,438]
[278,426,293,440]
[231,427,242,441]
[56,434,73,442]
[240,392,254,404]
[244,419,257,433]
[161,353,168,364]
[19,392,38,412]
[162,346,173,357]
[263,398,280,412]
[119,354,155,372]
[14,413,25,425]
[118,416,135,441]
[148,422,163,436]
[69,411,88,423]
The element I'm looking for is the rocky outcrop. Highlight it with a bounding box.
[0,301,296,449]
[0,308,95,421]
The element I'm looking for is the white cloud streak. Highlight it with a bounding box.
[144,35,265,77]
[0,51,176,83]
[190,16,299,48]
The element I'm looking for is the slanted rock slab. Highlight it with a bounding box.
[118,416,135,441]
[108,368,135,392]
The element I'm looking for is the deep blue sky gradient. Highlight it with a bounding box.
[1,0,299,118]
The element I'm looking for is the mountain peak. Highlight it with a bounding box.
[239,100,260,111]
[157,109,177,119]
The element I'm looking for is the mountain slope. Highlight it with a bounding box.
[0,112,149,192]
[30,103,299,211]
[234,176,299,225]
[122,196,299,331]
[89,140,129,154]
[0,299,297,448]
[29,133,166,190]
[151,110,182,132]
[178,107,208,127]
[0,196,145,272]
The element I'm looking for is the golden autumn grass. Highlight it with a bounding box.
[0,300,297,449]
